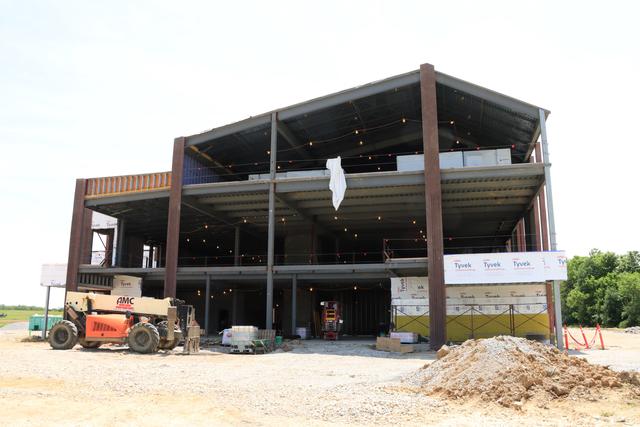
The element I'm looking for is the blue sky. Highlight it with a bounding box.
[1,1,639,306]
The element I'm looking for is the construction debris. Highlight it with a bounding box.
[376,337,414,353]
[390,331,418,344]
[404,335,640,408]
[625,326,640,334]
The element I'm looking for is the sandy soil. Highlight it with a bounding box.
[0,326,639,426]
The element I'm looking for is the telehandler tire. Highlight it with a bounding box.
[78,338,101,349]
[49,320,79,350]
[127,322,160,353]
[157,320,181,350]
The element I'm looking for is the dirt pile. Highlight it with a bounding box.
[404,335,640,408]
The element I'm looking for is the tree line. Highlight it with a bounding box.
[0,305,46,311]
[562,249,640,327]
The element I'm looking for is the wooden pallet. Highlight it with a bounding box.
[376,337,414,353]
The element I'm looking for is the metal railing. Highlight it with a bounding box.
[383,238,427,261]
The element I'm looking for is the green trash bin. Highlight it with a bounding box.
[28,315,63,335]
[275,336,283,346]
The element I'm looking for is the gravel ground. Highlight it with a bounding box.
[571,328,640,373]
[1,327,639,426]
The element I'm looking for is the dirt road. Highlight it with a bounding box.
[1,327,638,426]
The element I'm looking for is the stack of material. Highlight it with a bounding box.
[376,337,414,353]
[404,336,640,408]
[390,332,418,344]
[295,327,311,340]
[229,326,258,354]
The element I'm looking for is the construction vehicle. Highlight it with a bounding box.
[49,291,199,354]
[320,301,342,340]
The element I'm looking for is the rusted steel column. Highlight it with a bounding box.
[80,208,93,264]
[532,199,542,251]
[545,281,556,344]
[164,137,186,298]
[104,229,114,267]
[66,179,87,292]
[234,226,240,266]
[516,220,526,252]
[530,152,542,251]
[420,63,446,349]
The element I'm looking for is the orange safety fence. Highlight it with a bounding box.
[563,324,606,350]
[85,171,172,198]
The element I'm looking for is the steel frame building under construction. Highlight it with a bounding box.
[65,62,563,349]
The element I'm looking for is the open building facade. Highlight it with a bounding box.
[65,63,564,348]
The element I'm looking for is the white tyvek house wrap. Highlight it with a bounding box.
[326,156,347,210]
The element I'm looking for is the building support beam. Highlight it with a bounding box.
[66,179,87,293]
[234,226,241,266]
[291,275,297,335]
[545,280,556,345]
[516,220,526,252]
[204,275,211,335]
[232,288,238,325]
[147,245,154,268]
[104,230,114,267]
[116,219,126,267]
[80,209,93,265]
[164,137,186,298]
[266,112,277,329]
[539,189,549,251]
[532,198,542,252]
[420,63,446,349]
[539,109,563,349]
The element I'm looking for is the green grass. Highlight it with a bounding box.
[0,309,63,328]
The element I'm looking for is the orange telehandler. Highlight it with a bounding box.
[49,291,199,353]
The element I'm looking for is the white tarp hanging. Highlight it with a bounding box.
[326,156,347,210]
[443,251,568,284]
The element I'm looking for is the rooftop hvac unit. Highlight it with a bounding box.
[248,170,329,180]
[396,149,511,172]
[396,152,464,172]
[462,148,511,167]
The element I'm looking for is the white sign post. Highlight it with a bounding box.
[40,264,67,339]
